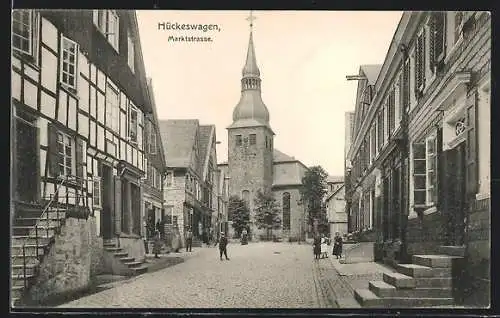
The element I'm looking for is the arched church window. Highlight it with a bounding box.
[242,190,250,208]
[282,192,291,230]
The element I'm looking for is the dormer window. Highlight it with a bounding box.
[93,10,120,52]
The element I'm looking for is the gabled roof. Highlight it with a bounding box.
[273,149,296,162]
[325,184,345,202]
[158,119,199,169]
[199,125,216,181]
[360,64,382,86]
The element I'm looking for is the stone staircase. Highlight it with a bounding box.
[103,239,148,276]
[11,203,66,307]
[354,246,465,308]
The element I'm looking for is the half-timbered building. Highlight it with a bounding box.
[11,10,159,305]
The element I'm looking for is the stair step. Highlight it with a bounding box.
[412,254,462,268]
[132,265,148,275]
[113,252,128,257]
[397,263,451,278]
[354,288,454,308]
[103,243,116,247]
[354,289,383,307]
[105,247,123,252]
[118,256,135,263]
[383,272,415,288]
[439,245,465,257]
[336,297,362,308]
[383,272,453,289]
[369,281,452,298]
[124,261,143,268]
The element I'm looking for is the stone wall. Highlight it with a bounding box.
[27,217,94,304]
[89,216,104,276]
[406,211,447,257]
[119,236,146,262]
[463,197,490,307]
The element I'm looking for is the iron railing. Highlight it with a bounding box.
[12,174,88,303]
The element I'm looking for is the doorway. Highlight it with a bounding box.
[443,142,466,246]
[14,114,39,203]
[101,163,114,239]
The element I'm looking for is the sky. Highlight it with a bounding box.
[136,10,403,177]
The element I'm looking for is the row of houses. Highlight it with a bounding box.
[344,11,490,306]
[10,9,230,306]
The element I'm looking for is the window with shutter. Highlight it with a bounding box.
[415,32,425,92]
[370,125,377,162]
[466,102,478,195]
[76,137,84,180]
[388,89,395,135]
[454,12,464,44]
[412,143,426,207]
[425,135,437,206]
[377,111,384,151]
[93,177,102,208]
[403,59,410,111]
[434,12,446,63]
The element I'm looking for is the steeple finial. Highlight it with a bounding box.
[246,10,256,30]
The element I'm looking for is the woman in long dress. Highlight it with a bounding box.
[332,232,343,259]
[313,234,321,260]
[320,235,328,259]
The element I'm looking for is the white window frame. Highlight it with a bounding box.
[60,36,79,90]
[93,177,102,209]
[127,30,135,73]
[128,101,139,144]
[93,10,120,52]
[425,134,437,206]
[166,171,173,187]
[106,83,120,132]
[12,10,39,60]
[56,130,75,177]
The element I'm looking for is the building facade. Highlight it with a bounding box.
[346,11,490,305]
[325,176,347,238]
[11,9,161,304]
[159,120,218,245]
[143,78,166,240]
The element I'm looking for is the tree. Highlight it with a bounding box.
[300,165,329,235]
[253,189,282,241]
[229,195,250,238]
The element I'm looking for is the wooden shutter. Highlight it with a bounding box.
[429,14,436,73]
[114,176,122,234]
[412,143,426,206]
[48,123,60,177]
[435,12,446,62]
[465,99,478,196]
[75,137,84,180]
[403,59,410,110]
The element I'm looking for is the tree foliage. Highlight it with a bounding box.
[229,195,250,238]
[300,166,329,230]
[253,189,282,240]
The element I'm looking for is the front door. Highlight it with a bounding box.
[101,164,114,239]
[444,142,466,246]
[14,114,39,203]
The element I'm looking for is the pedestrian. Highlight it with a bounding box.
[313,233,321,260]
[320,234,328,259]
[185,228,193,252]
[219,232,230,261]
[241,228,248,245]
[153,230,162,258]
[332,231,343,259]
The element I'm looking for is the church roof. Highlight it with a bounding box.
[325,184,345,202]
[229,28,271,130]
[360,64,382,85]
[273,149,296,162]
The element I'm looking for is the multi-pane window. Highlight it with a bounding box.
[426,135,437,205]
[57,131,74,176]
[13,10,37,56]
[127,31,135,73]
[93,10,120,51]
[282,192,291,230]
[249,134,256,145]
[166,172,173,187]
[236,135,242,146]
[128,102,138,143]
[93,177,102,208]
[412,142,426,206]
[106,84,119,132]
[415,31,426,92]
[60,36,78,89]
[377,110,384,150]
[387,89,395,135]
[370,125,377,162]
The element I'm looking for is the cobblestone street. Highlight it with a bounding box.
[59,242,344,308]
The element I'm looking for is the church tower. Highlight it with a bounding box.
[227,14,274,233]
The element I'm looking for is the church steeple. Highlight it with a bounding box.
[229,11,271,130]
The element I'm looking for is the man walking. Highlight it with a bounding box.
[185,228,193,252]
[219,232,229,261]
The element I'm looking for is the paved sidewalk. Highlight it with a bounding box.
[327,257,396,308]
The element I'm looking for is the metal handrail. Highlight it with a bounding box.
[12,174,88,302]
